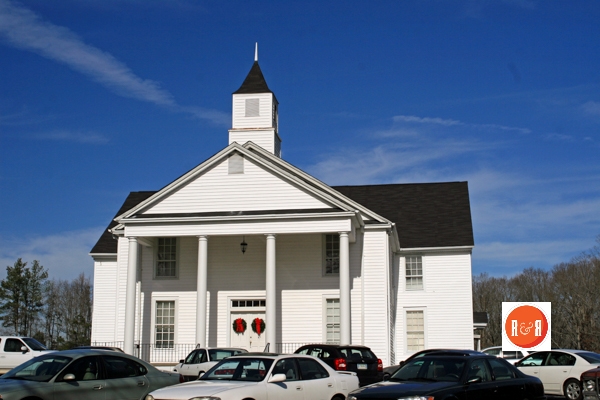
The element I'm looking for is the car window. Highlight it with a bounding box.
[296,347,310,355]
[578,352,600,364]
[297,358,330,380]
[489,358,515,380]
[340,348,377,361]
[184,350,200,364]
[484,348,501,356]
[22,338,47,350]
[209,349,243,361]
[518,352,547,367]
[202,358,273,382]
[273,358,299,381]
[4,338,25,352]
[547,352,575,366]
[3,355,72,382]
[199,350,208,363]
[467,359,491,382]
[103,355,147,379]
[393,358,466,382]
[59,356,103,381]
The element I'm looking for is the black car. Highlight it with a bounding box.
[295,344,383,386]
[382,349,484,380]
[348,353,545,400]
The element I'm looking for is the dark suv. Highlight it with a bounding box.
[295,344,383,386]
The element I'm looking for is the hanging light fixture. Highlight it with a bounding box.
[240,236,248,254]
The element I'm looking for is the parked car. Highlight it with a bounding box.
[72,345,124,352]
[516,349,600,400]
[0,336,55,374]
[145,352,359,400]
[173,347,247,381]
[482,345,532,364]
[348,352,545,400]
[294,344,383,386]
[581,365,600,399]
[382,348,483,380]
[0,348,182,400]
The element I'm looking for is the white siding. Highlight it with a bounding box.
[229,129,278,155]
[143,158,330,215]
[232,93,274,129]
[91,258,118,342]
[395,251,473,361]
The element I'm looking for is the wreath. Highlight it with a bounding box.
[232,318,247,334]
[251,318,265,336]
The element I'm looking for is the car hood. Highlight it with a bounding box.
[150,380,257,398]
[351,380,455,396]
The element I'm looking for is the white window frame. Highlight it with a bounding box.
[405,255,423,290]
[153,298,177,349]
[405,308,426,353]
[154,237,179,279]
[322,234,340,276]
[323,297,340,344]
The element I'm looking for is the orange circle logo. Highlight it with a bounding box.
[504,305,549,348]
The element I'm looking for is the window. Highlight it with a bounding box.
[405,256,423,290]
[4,338,25,352]
[325,299,340,344]
[406,310,425,351]
[155,301,175,348]
[59,356,102,381]
[324,234,339,275]
[297,357,329,380]
[103,355,147,378]
[156,238,177,278]
[245,98,260,117]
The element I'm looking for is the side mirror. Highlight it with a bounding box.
[198,371,205,378]
[20,346,29,353]
[400,360,405,366]
[179,359,184,364]
[467,376,482,384]
[63,373,76,381]
[268,373,287,383]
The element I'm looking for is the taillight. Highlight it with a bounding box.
[334,358,347,370]
[178,373,184,383]
[377,359,383,372]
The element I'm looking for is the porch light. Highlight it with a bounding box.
[240,236,248,254]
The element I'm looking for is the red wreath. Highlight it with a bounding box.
[232,318,247,334]
[252,318,265,336]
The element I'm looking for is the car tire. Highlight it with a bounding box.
[564,378,582,400]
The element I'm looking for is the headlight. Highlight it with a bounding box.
[145,396,154,400]
[585,379,596,392]
[348,396,358,400]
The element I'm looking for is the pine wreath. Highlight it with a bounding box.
[232,318,247,334]
[251,318,265,336]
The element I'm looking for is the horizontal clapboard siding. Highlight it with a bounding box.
[395,251,473,361]
[229,130,277,154]
[144,158,330,214]
[232,93,274,129]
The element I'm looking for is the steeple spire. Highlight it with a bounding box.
[255,42,258,62]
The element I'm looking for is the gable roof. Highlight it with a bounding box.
[90,181,473,255]
[233,61,272,94]
[333,182,474,249]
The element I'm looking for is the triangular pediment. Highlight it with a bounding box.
[116,143,388,223]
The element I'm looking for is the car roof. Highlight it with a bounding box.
[299,344,372,349]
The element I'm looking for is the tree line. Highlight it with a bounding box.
[0,258,92,349]
[473,236,600,352]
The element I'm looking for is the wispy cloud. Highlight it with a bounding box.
[582,101,600,116]
[393,114,531,134]
[0,228,100,281]
[0,0,227,125]
[35,130,110,144]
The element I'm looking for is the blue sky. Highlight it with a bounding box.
[0,0,599,281]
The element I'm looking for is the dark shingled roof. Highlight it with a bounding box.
[91,182,474,254]
[233,61,272,94]
[332,182,474,249]
[89,191,156,254]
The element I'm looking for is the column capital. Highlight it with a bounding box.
[197,235,209,240]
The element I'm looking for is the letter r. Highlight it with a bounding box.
[512,320,518,336]
[535,320,542,336]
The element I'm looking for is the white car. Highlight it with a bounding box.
[147,353,360,400]
[516,349,600,400]
[481,346,532,364]
[173,347,247,381]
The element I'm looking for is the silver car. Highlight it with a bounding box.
[0,349,182,400]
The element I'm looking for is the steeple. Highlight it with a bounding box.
[229,44,281,157]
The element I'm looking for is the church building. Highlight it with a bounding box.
[90,51,475,367]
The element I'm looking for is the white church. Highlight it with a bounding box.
[90,51,476,367]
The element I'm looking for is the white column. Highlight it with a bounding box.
[265,234,276,349]
[339,232,351,345]
[124,237,138,355]
[196,236,208,346]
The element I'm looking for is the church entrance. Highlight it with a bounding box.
[230,311,267,352]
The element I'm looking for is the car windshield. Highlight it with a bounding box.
[578,352,600,364]
[1,355,72,382]
[22,338,47,351]
[209,349,246,361]
[391,358,466,383]
[201,358,273,382]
